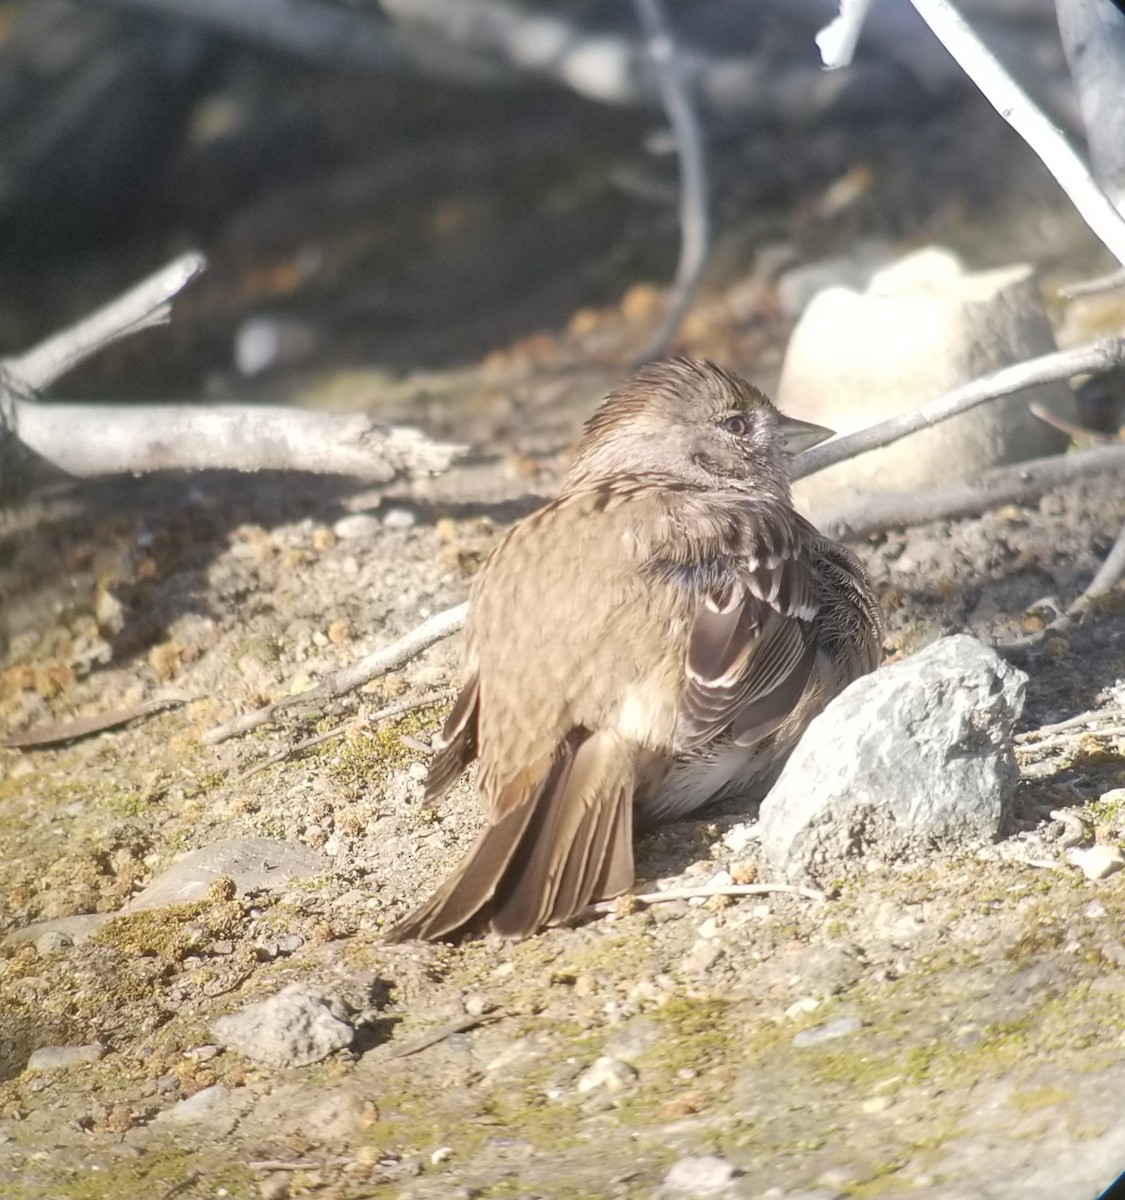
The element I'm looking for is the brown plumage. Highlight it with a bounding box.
[387,358,882,942]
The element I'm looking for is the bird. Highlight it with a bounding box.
[387,358,882,942]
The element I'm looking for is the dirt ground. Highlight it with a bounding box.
[2,96,1125,1200]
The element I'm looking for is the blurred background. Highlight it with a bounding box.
[0,0,1107,413]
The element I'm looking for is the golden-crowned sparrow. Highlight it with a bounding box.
[389,358,882,941]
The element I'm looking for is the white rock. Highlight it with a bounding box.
[779,247,1068,509]
[1067,845,1125,881]
[332,513,381,541]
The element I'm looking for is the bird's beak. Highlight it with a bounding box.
[777,414,835,454]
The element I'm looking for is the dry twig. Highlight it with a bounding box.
[1015,708,1123,743]
[998,513,1125,653]
[232,691,452,782]
[810,441,1125,541]
[0,252,463,494]
[590,882,827,911]
[383,1011,506,1059]
[1059,267,1125,300]
[793,336,1125,480]
[203,604,468,745]
[7,253,207,393]
[13,402,463,482]
[631,0,710,360]
[906,0,1125,268]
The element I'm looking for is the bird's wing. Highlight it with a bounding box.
[675,504,820,750]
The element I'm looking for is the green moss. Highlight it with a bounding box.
[321,706,445,786]
[1009,1086,1074,1112]
[14,1149,255,1200]
[95,897,244,963]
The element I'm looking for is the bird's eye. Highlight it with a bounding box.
[720,414,750,436]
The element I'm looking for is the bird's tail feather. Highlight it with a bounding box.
[386,730,634,942]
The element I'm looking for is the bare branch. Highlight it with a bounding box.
[1059,267,1125,299]
[793,336,1125,480]
[998,512,1125,653]
[906,0,1125,267]
[1074,513,1125,608]
[202,602,469,745]
[6,253,207,393]
[631,0,711,360]
[12,400,464,482]
[810,441,1125,541]
[815,0,875,69]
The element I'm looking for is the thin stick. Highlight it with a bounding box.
[632,0,711,360]
[383,1011,505,1059]
[1018,724,1125,753]
[6,253,207,393]
[793,337,1125,480]
[998,514,1125,652]
[810,441,1125,540]
[1076,513,1125,605]
[906,0,1125,268]
[1015,708,1121,742]
[1059,267,1125,300]
[815,0,875,70]
[203,604,469,745]
[232,692,452,781]
[590,882,827,912]
[249,1159,358,1172]
[12,401,463,482]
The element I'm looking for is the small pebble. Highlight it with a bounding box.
[333,513,381,540]
[663,1153,737,1194]
[25,1043,106,1072]
[1084,899,1108,919]
[184,1044,221,1062]
[793,1017,863,1048]
[1067,845,1125,881]
[430,1146,454,1165]
[722,822,759,853]
[681,940,724,975]
[575,1055,637,1094]
[34,930,73,955]
[382,508,417,529]
[463,993,495,1017]
[155,1085,230,1123]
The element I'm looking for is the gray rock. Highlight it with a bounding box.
[211,983,354,1068]
[760,636,1026,881]
[125,838,327,912]
[3,913,110,949]
[25,1042,106,1072]
[154,1084,233,1124]
[779,247,1068,510]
